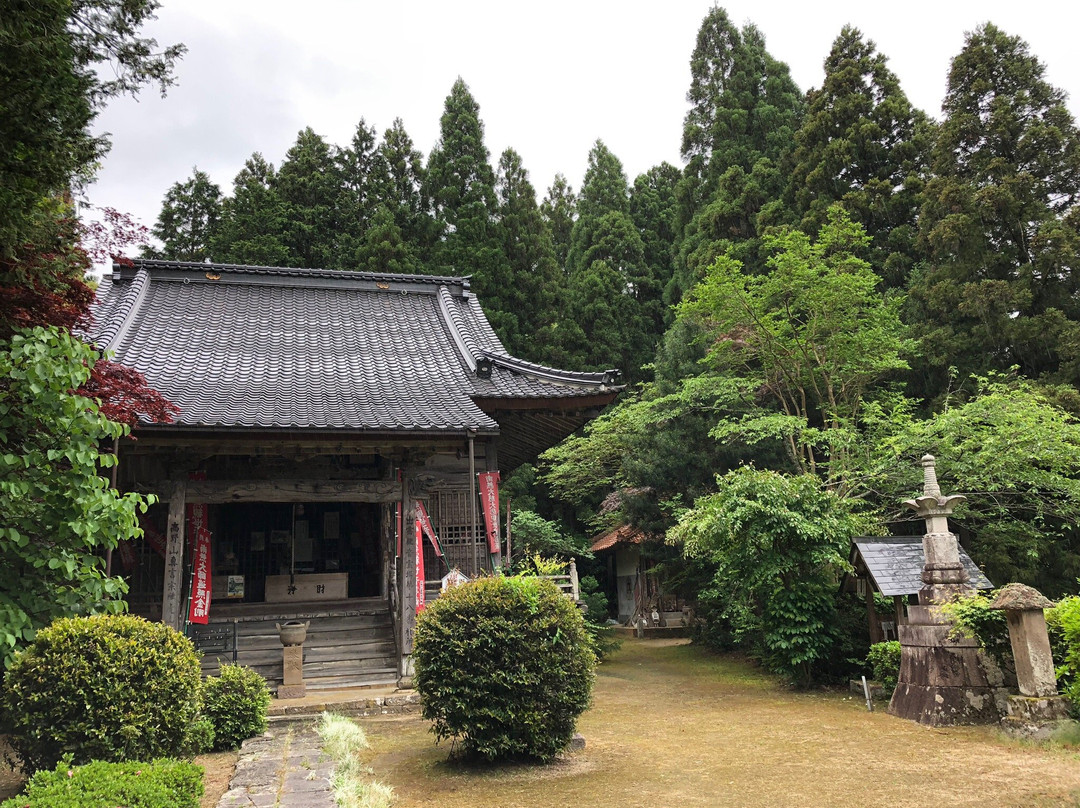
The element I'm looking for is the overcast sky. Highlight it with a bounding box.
[86,1,1080,245]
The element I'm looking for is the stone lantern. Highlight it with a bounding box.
[888,455,1003,725]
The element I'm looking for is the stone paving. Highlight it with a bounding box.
[216,722,335,808]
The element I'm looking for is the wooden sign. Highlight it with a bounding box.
[265,572,348,602]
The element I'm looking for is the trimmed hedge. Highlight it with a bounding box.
[203,663,271,750]
[1,614,203,772]
[0,758,203,808]
[413,575,596,762]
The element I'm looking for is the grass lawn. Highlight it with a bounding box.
[360,638,1080,808]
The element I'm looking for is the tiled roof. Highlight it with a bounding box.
[589,525,656,553]
[849,537,993,597]
[89,260,621,435]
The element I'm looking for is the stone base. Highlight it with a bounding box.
[566,733,586,751]
[1001,696,1078,741]
[396,676,414,690]
[277,683,307,699]
[888,614,1005,726]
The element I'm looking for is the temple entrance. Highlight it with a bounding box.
[211,501,383,603]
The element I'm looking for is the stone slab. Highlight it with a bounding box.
[278,683,307,699]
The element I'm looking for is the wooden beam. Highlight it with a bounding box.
[179,479,401,504]
[162,480,186,631]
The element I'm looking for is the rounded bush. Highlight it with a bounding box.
[866,640,902,695]
[202,663,271,750]
[1,614,203,772]
[413,575,596,762]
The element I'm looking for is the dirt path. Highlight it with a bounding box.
[362,639,1080,808]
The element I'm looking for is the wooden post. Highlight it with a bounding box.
[866,577,883,644]
[162,479,187,631]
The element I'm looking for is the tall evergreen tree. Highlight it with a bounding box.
[670,12,802,303]
[272,127,342,269]
[564,141,651,380]
[143,167,221,261]
[495,148,563,361]
[371,118,433,269]
[630,163,681,334]
[212,153,289,266]
[782,26,931,288]
[353,204,422,274]
[426,79,515,339]
[909,24,1080,388]
[335,118,379,268]
[540,174,577,274]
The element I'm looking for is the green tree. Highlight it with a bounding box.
[0,329,152,669]
[669,466,873,686]
[630,163,681,334]
[675,206,915,492]
[671,11,803,302]
[273,127,343,269]
[426,79,515,339]
[909,24,1080,389]
[0,0,184,254]
[494,148,563,360]
[143,167,221,261]
[213,153,290,266]
[370,118,433,268]
[352,204,421,274]
[782,26,931,288]
[540,174,577,274]
[334,118,379,268]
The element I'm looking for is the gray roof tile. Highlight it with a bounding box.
[89,260,621,433]
[850,536,993,596]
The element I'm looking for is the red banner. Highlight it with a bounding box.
[478,472,501,555]
[415,501,444,557]
[188,527,212,624]
[116,539,137,572]
[415,520,425,613]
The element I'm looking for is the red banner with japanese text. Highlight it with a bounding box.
[478,472,501,555]
[415,520,425,613]
[415,501,444,557]
[139,514,166,558]
[188,527,212,624]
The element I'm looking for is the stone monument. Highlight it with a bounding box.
[888,455,1004,725]
[990,583,1074,739]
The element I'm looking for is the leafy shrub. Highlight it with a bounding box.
[202,663,271,750]
[413,575,596,762]
[939,590,1011,661]
[1,614,203,772]
[0,758,202,808]
[866,640,902,695]
[1047,595,1080,716]
[186,717,216,756]
[579,574,620,660]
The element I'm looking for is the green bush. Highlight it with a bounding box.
[203,663,271,750]
[866,640,902,695]
[1047,594,1080,716]
[413,575,596,762]
[0,758,203,808]
[0,614,203,772]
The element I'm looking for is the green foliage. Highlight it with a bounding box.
[1,614,204,772]
[0,0,183,254]
[669,467,873,686]
[910,23,1080,389]
[938,590,1011,662]
[213,152,290,266]
[508,511,585,561]
[202,663,271,751]
[783,26,930,288]
[143,167,221,261]
[866,640,902,695]
[1047,595,1080,714]
[675,207,915,494]
[0,327,152,668]
[274,127,343,269]
[0,758,203,808]
[413,576,596,762]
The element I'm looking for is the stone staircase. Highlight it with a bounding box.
[190,599,398,691]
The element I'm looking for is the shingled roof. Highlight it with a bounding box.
[846,536,993,597]
[90,260,621,467]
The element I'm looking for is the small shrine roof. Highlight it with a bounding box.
[847,536,993,597]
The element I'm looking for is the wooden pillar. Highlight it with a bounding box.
[865,578,883,644]
[162,479,187,631]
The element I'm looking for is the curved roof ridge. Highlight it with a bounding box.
[91,268,151,351]
[128,258,471,288]
[481,349,621,387]
[437,285,482,372]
